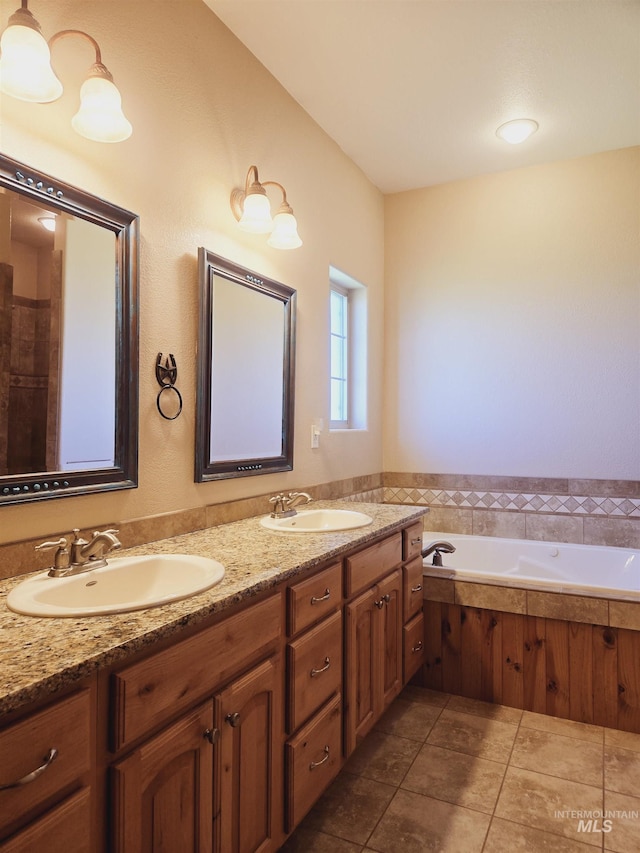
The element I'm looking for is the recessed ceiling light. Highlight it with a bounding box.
[496,118,539,145]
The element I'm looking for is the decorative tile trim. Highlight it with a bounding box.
[383,486,640,518]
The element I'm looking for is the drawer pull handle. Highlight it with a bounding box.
[310,657,331,678]
[309,746,330,770]
[225,712,241,728]
[311,589,331,604]
[204,728,220,744]
[411,584,423,593]
[0,747,58,790]
[411,537,422,546]
[412,641,424,653]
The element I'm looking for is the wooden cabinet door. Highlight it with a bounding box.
[111,702,214,853]
[344,585,379,756]
[379,569,403,710]
[215,656,282,853]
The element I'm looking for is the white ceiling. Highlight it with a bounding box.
[205,0,640,194]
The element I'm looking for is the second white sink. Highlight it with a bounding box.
[260,508,373,533]
[6,554,225,618]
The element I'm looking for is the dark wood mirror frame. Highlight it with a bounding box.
[196,249,296,482]
[0,154,139,506]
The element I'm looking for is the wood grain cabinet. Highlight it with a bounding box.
[0,689,92,851]
[284,567,343,833]
[345,568,403,756]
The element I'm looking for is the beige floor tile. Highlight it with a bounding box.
[495,766,602,845]
[521,710,603,744]
[374,697,442,741]
[484,817,602,852]
[401,742,506,813]
[367,789,490,853]
[605,726,640,753]
[344,730,421,786]
[279,827,363,852]
[426,709,518,763]
[303,772,396,845]
[400,685,450,708]
[447,694,523,725]
[604,790,640,853]
[604,744,640,797]
[511,727,603,786]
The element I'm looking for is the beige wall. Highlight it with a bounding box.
[0,0,384,545]
[384,147,640,480]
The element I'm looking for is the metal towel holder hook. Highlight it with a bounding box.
[155,353,183,420]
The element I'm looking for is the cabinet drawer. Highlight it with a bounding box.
[403,557,424,622]
[111,593,281,751]
[0,690,90,837]
[286,693,342,832]
[403,612,425,683]
[287,610,342,733]
[403,522,424,562]
[345,533,402,597]
[0,788,91,853]
[288,562,342,636]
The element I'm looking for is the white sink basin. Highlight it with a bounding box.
[6,554,225,618]
[260,508,373,533]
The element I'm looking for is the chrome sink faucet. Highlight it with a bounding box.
[268,491,313,519]
[36,528,122,577]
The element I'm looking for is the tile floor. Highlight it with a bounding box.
[280,686,640,853]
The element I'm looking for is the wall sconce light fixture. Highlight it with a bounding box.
[38,215,56,232]
[230,166,302,250]
[0,0,132,143]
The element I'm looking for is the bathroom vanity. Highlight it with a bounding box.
[0,502,426,852]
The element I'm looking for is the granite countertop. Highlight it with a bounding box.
[0,501,426,716]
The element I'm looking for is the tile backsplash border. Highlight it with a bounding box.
[3,471,640,581]
[0,474,384,580]
[383,472,640,549]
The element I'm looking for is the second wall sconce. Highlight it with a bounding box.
[0,0,132,143]
[230,165,302,250]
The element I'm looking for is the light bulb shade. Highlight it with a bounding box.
[0,24,62,102]
[38,216,56,232]
[71,74,132,143]
[238,192,273,234]
[496,118,539,145]
[268,211,302,250]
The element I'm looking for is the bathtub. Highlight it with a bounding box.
[422,531,640,601]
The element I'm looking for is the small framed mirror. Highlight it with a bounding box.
[196,249,296,481]
[0,154,139,505]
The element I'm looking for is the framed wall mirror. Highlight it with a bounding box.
[0,154,139,505]
[196,249,296,481]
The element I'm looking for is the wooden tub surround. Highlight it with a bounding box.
[422,576,640,733]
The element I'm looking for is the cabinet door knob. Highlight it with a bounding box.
[0,747,58,790]
[412,641,424,653]
[310,657,331,678]
[374,599,384,609]
[204,727,220,744]
[225,712,241,728]
[309,745,330,770]
[310,588,331,604]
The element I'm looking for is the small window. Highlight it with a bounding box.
[330,286,349,427]
[329,267,367,430]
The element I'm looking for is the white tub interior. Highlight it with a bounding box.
[422,531,640,601]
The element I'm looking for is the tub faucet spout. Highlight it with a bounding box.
[422,540,456,567]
